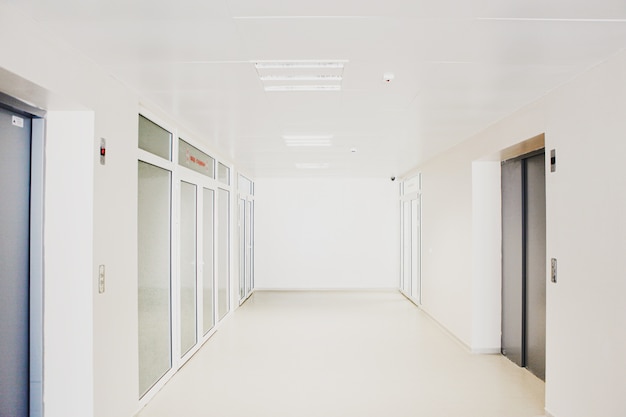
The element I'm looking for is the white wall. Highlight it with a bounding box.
[43,111,95,417]
[415,51,626,416]
[470,161,501,353]
[3,1,626,415]
[0,4,140,417]
[0,5,246,417]
[255,178,399,289]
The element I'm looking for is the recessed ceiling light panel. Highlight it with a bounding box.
[295,162,330,169]
[254,61,347,70]
[265,85,341,92]
[254,60,347,93]
[284,134,333,147]
[260,75,343,82]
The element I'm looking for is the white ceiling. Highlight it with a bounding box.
[6,0,626,177]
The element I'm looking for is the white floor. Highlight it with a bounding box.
[136,291,545,417]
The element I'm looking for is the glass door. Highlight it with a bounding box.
[238,175,254,303]
[400,174,422,305]
[202,188,215,336]
[217,188,230,320]
[138,161,172,397]
[402,200,412,296]
[239,198,246,301]
[178,177,217,359]
[245,199,253,296]
[179,181,197,356]
[411,197,421,303]
[176,155,221,364]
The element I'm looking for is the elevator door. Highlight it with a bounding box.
[501,152,546,380]
[525,154,546,379]
[501,159,524,367]
[0,106,32,416]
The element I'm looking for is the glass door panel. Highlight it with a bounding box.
[202,188,215,335]
[402,200,412,295]
[179,181,197,356]
[217,188,230,320]
[250,201,255,291]
[245,200,253,296]
[138,161,172,397]
[411,198,421,303]
[239,198,245,301]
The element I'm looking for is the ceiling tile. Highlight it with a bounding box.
[5,0,626,177]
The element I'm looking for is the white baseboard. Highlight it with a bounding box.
[417,306,473,352]
[410,304,502,355]
[399,289,421,307]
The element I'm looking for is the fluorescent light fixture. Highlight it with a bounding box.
[477,17,626,22]
[234,16,375,20]
[260,75,343,82]
[255,61,347,70]
[295,162,330,169]
[284,135,333,147]
[283,134,333,140]
[286,140,332,147]
[265,85,341,92]
[255,60,346,92]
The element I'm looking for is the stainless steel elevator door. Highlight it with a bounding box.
[525,153,546,380]
[0,106,32,417]
[501,159,524,367]
[501,151,546,381]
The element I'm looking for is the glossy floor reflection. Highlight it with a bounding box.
[136,291,545,417]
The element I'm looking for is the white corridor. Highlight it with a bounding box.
[136,291,545,417]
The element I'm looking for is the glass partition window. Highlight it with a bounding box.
[179,181,197,356]
[238,175,252,195]
[138,161,172,397]
[217,188,230,320]
[139,115,172,160]
[138,113,236,398]
[178,139,215,178]
[218,163,230,185]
